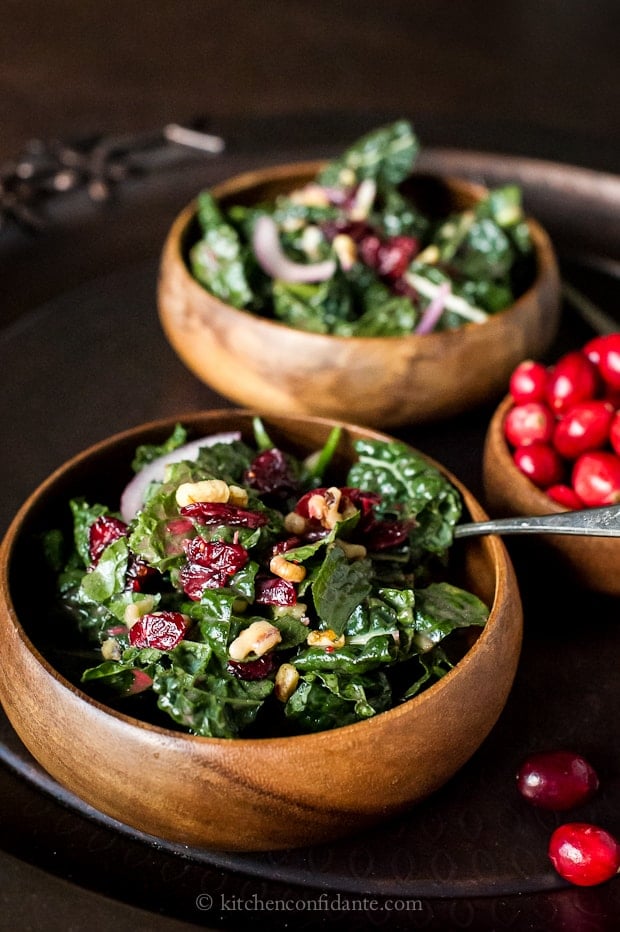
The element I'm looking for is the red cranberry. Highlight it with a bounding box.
[504,402,554,447]
[509,360,549,404]
[513,442,564,488]
[572,451,620,506]
[609,410,620,457]
[583,333,620,390]
[516,750,599,810]
[88,514,128,564]
[546,484,584,510]
[548,823,620,886]
[546,351,599,415]
[227,653,277,681]
[552,400,614,460]
[129,611,189,651]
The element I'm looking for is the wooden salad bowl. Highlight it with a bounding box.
[158,162,561,428]
[0,411,523,851]
[483,394,620,595]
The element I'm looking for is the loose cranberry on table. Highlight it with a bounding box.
[516,750,599,811]
[548,823,620,887]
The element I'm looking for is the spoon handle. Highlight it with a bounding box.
[454,504,620,539]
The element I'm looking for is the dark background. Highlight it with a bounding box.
[1,0,618,171]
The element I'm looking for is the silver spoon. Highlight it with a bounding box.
[454,504,620,539]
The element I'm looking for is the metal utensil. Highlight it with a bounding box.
[454,504,620,539]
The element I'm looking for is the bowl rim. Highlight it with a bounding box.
[0,409,516,748]
[159,159,559,348]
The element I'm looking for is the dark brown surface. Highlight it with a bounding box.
[0,3,619,928]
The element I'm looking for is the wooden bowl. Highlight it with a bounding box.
[0,411,522,851]
[483,394,620,595]
[157,162,561,428]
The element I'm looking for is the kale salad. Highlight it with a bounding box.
[189,119,534,336]
[46,421,489,738]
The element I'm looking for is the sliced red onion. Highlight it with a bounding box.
[120,431,240,522]
[252,215,336,283]
[414,282,451,334]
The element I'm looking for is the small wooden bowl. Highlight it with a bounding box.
[483,395,620,595]
[0,411,522,851]
[158,162,561,428]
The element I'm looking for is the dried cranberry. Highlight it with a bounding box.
[180,539,248,598]
[358,233,417,281]
[129,611,188,650]
[227,653,277,681]
[376,235,419,280]
[516,750,599,810]
[254,575,297,606]
[89,515,129,563]
[244,448,299,495]
[181,501,268,528]
[363,518,412,550]
[322,219,371,242]
[358,234,382,269]
[548,823,620,886]
[343,487,381,520]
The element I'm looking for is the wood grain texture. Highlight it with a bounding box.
[0,411,522,851]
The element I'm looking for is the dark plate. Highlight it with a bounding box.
[0,113,619,930]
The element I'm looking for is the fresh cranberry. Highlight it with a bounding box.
[509,360,549,404]
[88,515,129,564]
[548,823,620,887]
[504,402,554,447]
[552,400,614,459]
[546,351,599,415]
[583,333,620,389]
[610,410,620,457]
[129,611,189,651]
[181,501,268,528]
[516,750,599,810]
[572,451,620,506]
[227,654,277,681]
[513,442,564,488]
[546,484,584,509]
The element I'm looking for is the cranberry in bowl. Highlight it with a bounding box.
[483,336,620,595]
